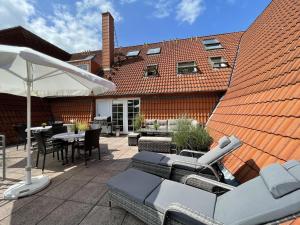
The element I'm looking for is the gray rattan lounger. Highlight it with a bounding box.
[132,135,242,191]
[107,160,300,225]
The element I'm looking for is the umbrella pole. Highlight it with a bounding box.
[25,72,32,185]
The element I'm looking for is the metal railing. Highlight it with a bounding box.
[0,135,6,180]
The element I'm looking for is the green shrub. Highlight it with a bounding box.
[134,114,145,131]
[173,117,213,152]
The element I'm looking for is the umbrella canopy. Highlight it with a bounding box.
[0,45,115,199]
[0,45,115,97]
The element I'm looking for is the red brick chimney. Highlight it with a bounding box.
[102,12,114,71]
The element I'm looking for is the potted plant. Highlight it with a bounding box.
[153,120,160,130]
[173,117,213,152]
[74,122,79,134]
[133,114,145,131]
[41,123,47,128]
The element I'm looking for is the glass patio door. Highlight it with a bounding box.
[112,100,124,132]
[127,99,140,132]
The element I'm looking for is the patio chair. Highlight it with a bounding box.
[34,129,65,171]
[132,135,241,191]
[73,128,101,166]
[107,160,300,225]
[13,124,27,150]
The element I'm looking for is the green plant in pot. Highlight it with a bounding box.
[173,117,213,152]
[133,114,145,131]
[41,123,47,128]
[153,120,160,130]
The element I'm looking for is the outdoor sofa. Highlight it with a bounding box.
[107,160,300,225]
[132,135,241,191]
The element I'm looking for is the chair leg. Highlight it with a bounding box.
[98,146,101,160]
[57,150,60,160]
[42,154,46,172]
[61,148,65,165]
[84,150,88,167]
[71,145,75,163]
[36,150,40,167]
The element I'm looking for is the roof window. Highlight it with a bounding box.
[202,39,222,50]
[76,64,89,71]
[210,57,229,68]
[144,64,158,77]
[177,61,198,74]
[126,50,140,57]
[147,47,161,55]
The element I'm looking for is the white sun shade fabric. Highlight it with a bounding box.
[0,45,116,97]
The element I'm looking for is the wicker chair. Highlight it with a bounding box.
[13,124,27,150]
[132,136,241,192]
[107,160,300,225]
[73,128,101,166]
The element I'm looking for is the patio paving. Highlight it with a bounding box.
[0,136,146,225]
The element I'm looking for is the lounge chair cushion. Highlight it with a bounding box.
[106,168,163,204]
[260,163,300,199]
[159,154,198,170]
[145,179,216,218]
[215,170,300,225]
[197,135,241,165]
[132,151,166,164]
[283,160,300,180]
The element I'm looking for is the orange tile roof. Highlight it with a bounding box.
[71,32,243,96]
[207,0,300,183]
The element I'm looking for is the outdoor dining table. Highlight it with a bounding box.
[25,126,52,132]
[52,131,85,164]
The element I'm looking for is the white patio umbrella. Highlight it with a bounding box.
[0,45,116,199]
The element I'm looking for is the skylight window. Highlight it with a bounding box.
[76,64,89,71]
[177,61,198,74]
[147,47,161,55]
[210,57,229,68]
[202,39,223,50]
[144,64,158,77]
[126,50,140,57]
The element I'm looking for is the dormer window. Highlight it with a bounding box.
[126,50,140,57]
[145,64,158,77]
[210,57,229,68]
[202,39,222,50]
[147,47,161,55]
[177,61,198,74]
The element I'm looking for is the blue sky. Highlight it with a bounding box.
[1,0,271,53]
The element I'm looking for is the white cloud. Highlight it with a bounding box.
[176,0,205,24]
[120,0,137,4]
[152,0,173,18]
[0,0,121,53]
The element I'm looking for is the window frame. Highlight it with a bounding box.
[144,64,159,77]
[76,64,89,71]
[126,50,140,57]
[209,56,229,69]
[146,47,161,55]
[202,39,223,50]
[177,61,198,75]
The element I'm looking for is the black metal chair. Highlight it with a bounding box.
[13,124,27,150]
[74,128,101,166]
[34,129,65,172]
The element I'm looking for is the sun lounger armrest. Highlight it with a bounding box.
[184,174,235,191]
[179,149,206,158]
[163,203,223,225]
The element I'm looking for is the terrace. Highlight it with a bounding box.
[0,136,146,225]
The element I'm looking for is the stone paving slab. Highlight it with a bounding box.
[0,136,146,225]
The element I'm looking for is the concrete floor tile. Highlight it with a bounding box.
[44,179,87,200]
[0,196,63,225]
[122,213,146,225]
[79,205,126,225]
[70,182,107,204]
[38,201,92,225]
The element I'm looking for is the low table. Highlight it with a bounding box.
[139,129,172,137]
[138,136,172,153]
[128,133,140,146]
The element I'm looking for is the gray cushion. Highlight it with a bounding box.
[145,179,216,218]
[215,174,300,225]
[260,163,300,199]
[197,135,241,165]
[218,136,231,148]
[139,136,172,142]
[106,168,163,204]
[132,151,166,164]
[283,160,300,181]
[159,154,197,170]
